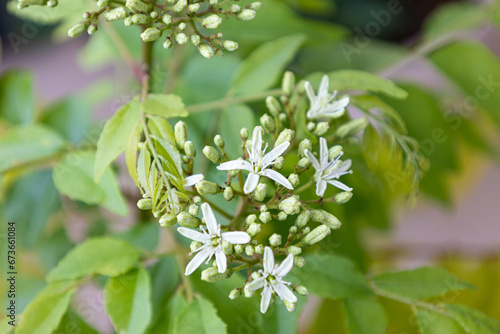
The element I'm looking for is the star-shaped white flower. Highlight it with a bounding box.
[217,127,293,194]
[246,246,297,314]
[184,173,204,187]
[305,137,353,197]
[177,203,251,275]
[305,75,350,119]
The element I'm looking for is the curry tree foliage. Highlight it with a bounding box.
[2,0,500,333]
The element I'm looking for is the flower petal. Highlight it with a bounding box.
[263,246,275,274]
[222,231,251,244]
[217,159,253,172]
[316,178,327,197]
[318,75,330,99]
[251,127,263,163]
[327,179,353,192]
[305,149,320,171]
[201,203,219,235]
[215,249,227,273]
[184,173,204,187]
[335,159,352,174]
[246,276,265,291]
[273,282,297,303]
[275,254,294,277]
[243,172,260,194]
[259,169,293,190]
[261,141,289,169]
[319,137,328,167]
[260,285,273,314]
[177,227,210,243]
[304,81,316,105]
[185,247,212,276]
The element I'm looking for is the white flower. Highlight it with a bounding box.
[305,137,353,197]
[184,173,204,187]
[177,203,251,275]
[305,75,350,119]
[217,127,293,194]
[246,246,297,314]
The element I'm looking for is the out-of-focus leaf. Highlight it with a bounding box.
[104,268,152,334]
[95,97,141,181]
[362,124,383,172]
[0,124,65,172]
[55,311,99,334]
[230,34,305,96]
[372,267,474,301]
[115,223,159,252]
[415,309,466,334]
[307,299,345,334]
[149,294,187,334]
[219,104,256,158]
[342,296,387,334]
[38,227,74,271]
[0,70,34,124]
[47,237,140,282]
[447,304,500,334]
[53,151,128,216]
[352,95,407,133]
[173,296,227,334]
[143,94,188,118]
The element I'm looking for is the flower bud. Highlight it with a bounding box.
[260,114,275,133]
[198,44,215,59]
[229,288,241,300]
[178,22,186,31]
[187,3,200,12]
[335,117,369,139]
[162,14,172,25]
[190,241,203,252]
[259,211,272,224]
[203,146,221,164]
[265,96,281,117]
[306,122,315,132]
[245,245,254,256]
[277,212,287,221]
[177,212,200,228]
[188,204,199,216]
[175,32,188,44]
[294,256,305,267]
[250,2,262,10]
[137,198,152,210]
[253,183,267,202]
[97,0,109,7]
[213,135,225,149]
[304,224,331,245]
[222,240,234,255]
[284,299,296,312]
[287,246,301,255]
[141,27,161,42]
[126,0,149,13]
[174,121,187,149]
[191,34,201,46]
[222,40,238,51]
[288,173,300,187]
[202,14,222,29]
[302,227,310,234]
[255,244,264,254]
[223,186,234,201]
[159,212,177,227]
[328,145,343,160]
[334,191,352,204]
[240,127,249,140]
[294,285,308,296]
[246,214,257,225]
[234,244,244,255]
[193,196,202,204]
[296,210,310,228]
[163,38,173,49]
[298,157,310,168]
[298,139,312,158]
[150,11,159,19]
[314,122,330,136]
[244,286,255,297]
[230,4,241,13]
[173,0,187,12]
[201,266,233,282]
[132,14,150,24]
[323,211,342,229]
[279,195,301,215]
[278,113,287,123]
[289,226,297,235]
[184,141,196,157]
[282,71,295,96]
[209,0,218,5]
[269,233,282,246]
[195,180,221,195]
[247,223,261,237]
[238,8,256,20]
[87,24,98,35]
[47,0,58,7]
[68,23,86,38]
[260,205,268,212]
[274,129,294,147]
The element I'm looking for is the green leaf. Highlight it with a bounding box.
[291,253,372,299]
[174,296,227,334]
[53,151,128,215]
[17,282,76,334]
[342,296,387,334]
[55,311,99,334]
[115,223,159,252]
[372,267,474,301]
[0,124,65,172]
[351,95,407,133]
[104,267,152,334]
[47,237,140,282]
[143,94,188,118]
[126,120,142,188]
[149,294,187,334]
[95,97,141,181]
[447,304,500,334]
[0,70,34,124]
[362,124,383,172]
[230,34,306,95]
[430,41,500,125]
[415,309,466,334]
[219,104,256,158]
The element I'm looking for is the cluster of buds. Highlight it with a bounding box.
[16,0,58,9]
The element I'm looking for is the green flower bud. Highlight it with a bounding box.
[201,266,233,282]
[314,122,330,137]
[68,23,86,38]
[105,7,128,21]
[306,122,316,132]
[137,198,152,210]
[141,27,161,42]
[277,212,287,221]
[334,191,353,204]
[83,12,91,19]
[202,14,222,29]
[279,113,287,123]
[289,226,297,235]
[178,22,186,31]
[198,44,215,59]
[87,24,98,35]
[269,233,282,246]
[323,211,342,229]
[183,141,196,157]
[251,271,261,280]
[213,135,225,149]
[328,145,343,160]
[335,117,369,139]
[238,8,256,20]
[195,180,221,195]
[163,38,173,49]
[132,14,150,24]
[296,210,310,228]
[230,4,241,13]
[246,214,257,225]
[47,0,58,7]
[265,96,281,117]
[177,212,200,228]
[250,244,262,255]
[222,40,238,51]
[229,288,241,300]
[162,14,172,25]
[191,34,201,46]
[175,32,188,44]
[260,205,268,212]
[173,0,187,12]
[282,71,295,96]
[279,195,301,215]
[234,244,244,255]
[294,256,305,267]
[302,226,310,234]
[240,127,249,140]
[203,146,221,164]
[284,299,296,312]
[174,121,187,149]
[187,3,200,12]
[274,156,285,170]
[274,129,294,147]
[223,186,234,201]
[287,246,301,255]
[250,2,262,10]
[247,223,261,237]
[298,157,310,168]
[245,244,255,256]
[126,0,149,13]
[153,210,161,218]
[294,285,308,296]
[288,173,300,187]
[182,156,191,164]
[150,11,159,19]
[96,0,109,7]
[260,114,275,133]
[190,241,203,252]
[188,204,199,216]
[124,16,134,26]
[253,183,267,202]
[244,286,255,297]
[298,139,312,158]
[209,0,218,5]
[222,240,234,255]
[193,196,202,204]
[304,224,331,245]
[159,212,177,227]
[259,211,272,224]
